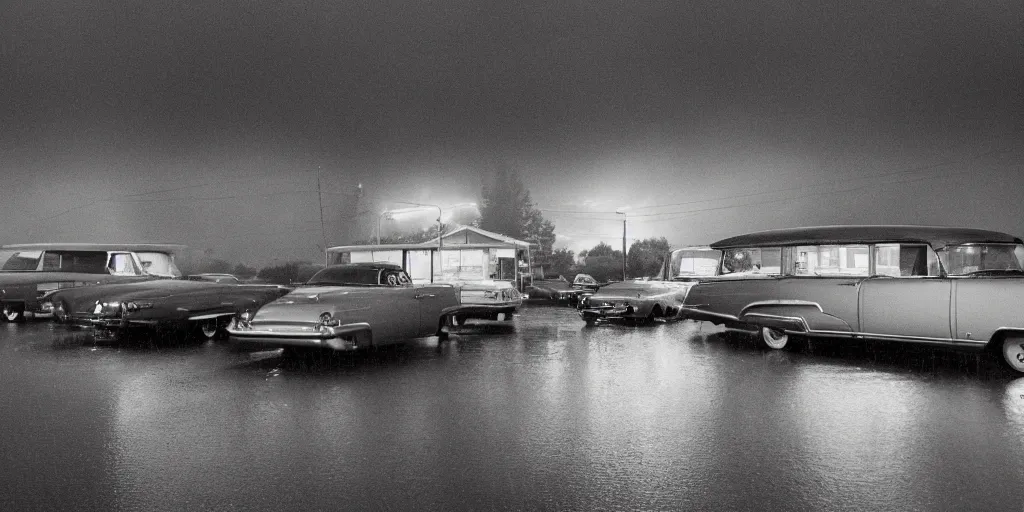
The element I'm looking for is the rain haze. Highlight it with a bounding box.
[2,0,1022,265]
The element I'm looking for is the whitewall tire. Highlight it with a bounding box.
[1001,337,1024,374]
[761,327,789,350]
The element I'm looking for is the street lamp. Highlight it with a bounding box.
[376,210,394,245]
[390,202,444,250]
[616,208,628,281]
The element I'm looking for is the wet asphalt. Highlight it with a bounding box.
[1,304,1023,511]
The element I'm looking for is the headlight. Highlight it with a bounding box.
[123,301,153,312]
[92,301,123,318]
[238,309,254,324]
[317,311,341,329]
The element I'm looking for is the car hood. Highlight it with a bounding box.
[56,280,286,312]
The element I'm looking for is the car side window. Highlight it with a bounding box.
[721,247,782,275]
[107,253,140,276]
[787,245,869,276]
[874,244,939,277]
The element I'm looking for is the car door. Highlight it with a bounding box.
[858,244,951,340]
[775,245,868,332]
[413,283,452,336]
[375,270,420,341]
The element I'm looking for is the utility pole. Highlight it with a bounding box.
[621,213,627,281]
[317,166,328,267]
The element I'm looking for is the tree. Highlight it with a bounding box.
[578,242,624,283]
[546,248,575,277]
[479,167,557,259]
[627,237,671,278]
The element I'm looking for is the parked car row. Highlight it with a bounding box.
[4,224,1024,374]
[0,244,523,349]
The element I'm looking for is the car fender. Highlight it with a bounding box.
[738,300,854,333]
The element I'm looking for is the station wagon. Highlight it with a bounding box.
[678,225,1024,373]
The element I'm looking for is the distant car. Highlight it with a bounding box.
[187,273,241,284]
[227,263,514,352]
[525,274,597,304]
[450,280,522,325]
[0,243,183,322]
[51,279,292,341]
[678,225,1024,374]
[579,246,720,324]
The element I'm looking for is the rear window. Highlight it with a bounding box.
[0,250,42,270]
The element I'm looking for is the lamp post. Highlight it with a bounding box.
[616,209,627,281]
[376,210,394,245]
[390,202,443,250]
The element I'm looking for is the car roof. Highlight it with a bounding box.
[326,262,404,271]
[1,243,186,253]
[711,225,1021,250]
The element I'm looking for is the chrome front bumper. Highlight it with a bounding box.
[227,322,370,351]
[578,305,634,320]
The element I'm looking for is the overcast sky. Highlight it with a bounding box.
[2,0,1022,265]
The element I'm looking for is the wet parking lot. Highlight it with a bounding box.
[2,304,1023,511]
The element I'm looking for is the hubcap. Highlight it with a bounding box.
[201,321,219,339]
[762,327,788,349]
[1002,338,1024,373]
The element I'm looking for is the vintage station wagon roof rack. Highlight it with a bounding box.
[711,225,1021,251]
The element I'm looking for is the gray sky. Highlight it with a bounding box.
[2,0,1022,265]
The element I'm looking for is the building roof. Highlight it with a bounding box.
[327,225,534,253]
[1,243,187,253]
[711,225,1021,250]
[423,225,534,247]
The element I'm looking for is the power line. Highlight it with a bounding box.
[640,166,977,223]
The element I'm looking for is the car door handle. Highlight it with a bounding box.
[837,282,859,287]
[414,294,436,299]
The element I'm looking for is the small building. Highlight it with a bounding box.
[327,226,536,290]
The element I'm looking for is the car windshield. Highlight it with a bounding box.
[135,252,182,277]
[0,250,42,270]
[669,249,721,279]
[938,243,1024,276]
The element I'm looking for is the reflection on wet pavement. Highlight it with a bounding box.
[1,305,1022,510]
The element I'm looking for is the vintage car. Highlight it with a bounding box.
[578,246,720,324]
[227,262,516,352]
[525,274,599,303]
[678,225,1024,373]
[0,243,183,322]
[450,280,522,325]
[50,278,292,340]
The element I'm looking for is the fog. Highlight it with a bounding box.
[2,0,1022,265]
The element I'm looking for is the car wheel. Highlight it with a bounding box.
[1001,336,1024,374]
[196,319,226,340]
[2,304,24,323]
[761,327,789,349]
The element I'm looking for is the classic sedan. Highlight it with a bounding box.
[51,279,292,340]
[450,280,522,325]
[678,225,1024,373]
[579,246,720,324]
[525,274,598,304]
[227,262,513,352]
